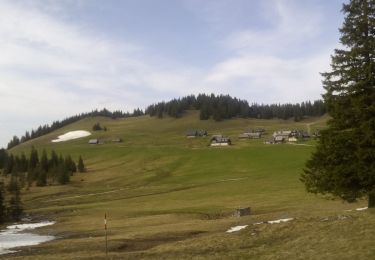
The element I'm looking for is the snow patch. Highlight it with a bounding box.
[267,218,294,224]
[226,225,248,233]
[0,221,55,256]
[52,130,91,142]
[356,207,368,211]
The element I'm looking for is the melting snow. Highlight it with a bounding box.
[52,130,91,142]
[0,221,55,255]
[356,207,368,211]
[226,225,248,233]
[267,218,294,224]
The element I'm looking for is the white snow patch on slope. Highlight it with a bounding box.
[52,130,91,142]
[267,218,294,224]
[356,207,368,211]
[0,221,55,255]
[226,225,248,233]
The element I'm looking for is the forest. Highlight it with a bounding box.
[145,94,325,121]
[6,94,325,150]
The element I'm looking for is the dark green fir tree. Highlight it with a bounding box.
[302,0,375,207]
[7,179,23,221]
[77,156,85,173]
[0,181,6,224]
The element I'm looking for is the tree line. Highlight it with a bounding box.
[0,148,86,187]
[145,94,326,121]
[0,147,87,223]
[7,108,144,149]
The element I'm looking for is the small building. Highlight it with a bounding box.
[234,207,251,217]
[187,130,208,138]
[302,132,311,139]
[186,130,198,138]
[239,132,262,139]
[239,133,250,139]
[211,134,223,142]
[211,137,231,146]
[288,136,298,142]
[264,138,275,144]
[112,138,122,143]
[274,135,285,143]
[248,132,262,139]
[254,128,266,133]
[273,130,292,138]
[88,139,99,144]
[198,130,208,137]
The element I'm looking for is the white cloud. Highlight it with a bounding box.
[203,0,335,103]
[0,0,339,147]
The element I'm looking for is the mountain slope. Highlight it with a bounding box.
[7,112,375,259]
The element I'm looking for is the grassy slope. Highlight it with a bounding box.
[6,111,374,260]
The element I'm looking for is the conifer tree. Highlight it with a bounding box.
[77,156,85,173]
[19,153,28,172]
[0,181,6,224]
[57,155,70,184]
[302,0,375,207]
[7,179,23,221]
[0,149,7,169]
[4,154,14,175]
[40,149,49,173]
[36,164,47,187]
[28,146,39,172]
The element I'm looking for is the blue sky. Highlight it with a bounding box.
[0,0,346,148]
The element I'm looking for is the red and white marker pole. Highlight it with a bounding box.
[104,213,108,257]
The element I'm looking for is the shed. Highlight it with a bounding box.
[197,130,208,137]
[247,132,262,139]
[234,207,251,217]
[211,137,231,146]
[274,135,285,143]
[112,138,122,143]
[288,136,298,142]
[186,130,198,138]
[211,134,223,142]
[239,133,250,139]
[88,139,99,144]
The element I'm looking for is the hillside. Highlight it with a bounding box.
[5,112,375,259]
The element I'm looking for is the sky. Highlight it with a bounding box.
[0,0,347,148]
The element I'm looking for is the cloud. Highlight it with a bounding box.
[202,0,335,102]
[0,0,340,147]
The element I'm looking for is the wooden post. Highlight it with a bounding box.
[104,212,108,257]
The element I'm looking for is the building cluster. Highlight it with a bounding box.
[265,130,310,144]
[238,128,265,139]
[186,127,313,146]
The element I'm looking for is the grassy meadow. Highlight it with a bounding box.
[4,111,375,259]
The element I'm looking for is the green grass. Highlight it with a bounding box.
[6,111,375,259]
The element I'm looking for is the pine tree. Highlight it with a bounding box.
[40,149,49,173]
[7,179,23,221]
[302,0,375,207]
[28,146,39,172]
[36,165,47,187]
[77,156,85,173]
[0,182,6,224]
[65,155,76,174]
[0,149,7,170]
[57,155,70,185]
